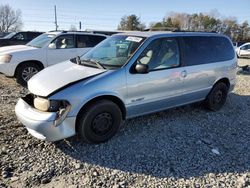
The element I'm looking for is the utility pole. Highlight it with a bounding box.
[54,5,58,31]
[79,21,82,31]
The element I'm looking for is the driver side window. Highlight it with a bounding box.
[13,33,26,40]
[138,38,180,71]
[50,35,75,49]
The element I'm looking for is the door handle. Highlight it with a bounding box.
[181,70,187,78]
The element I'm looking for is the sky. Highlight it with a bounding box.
[0,0,249,32]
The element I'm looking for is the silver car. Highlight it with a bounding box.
[15,31,237,143]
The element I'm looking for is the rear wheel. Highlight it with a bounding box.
[205,82,229,111]
[16,62,42,86]
[77,100,122,144]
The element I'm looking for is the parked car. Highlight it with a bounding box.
[0,31,43,47]
[0,31,107,85]
[232,41,245,49]
[15,31,237,143]
[235,42,250,58]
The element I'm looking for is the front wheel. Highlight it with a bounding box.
[16,63,42,86]
[205,82,229,111]
[77,100,122,144]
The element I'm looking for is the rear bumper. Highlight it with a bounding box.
[15,98,76,141]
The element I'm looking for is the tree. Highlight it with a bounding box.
[69,25,77,31]
[148,10,250,41]
[0,4,23,32]
[118,14,145,31]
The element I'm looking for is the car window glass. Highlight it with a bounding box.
[243,45,250,50]
[27,33,40,40]
[81,35,145,68]
[138,38,180,71]
[13,33,27,40]
[51,35,75,49]
[183,36,235,66]
[77,35,106,48]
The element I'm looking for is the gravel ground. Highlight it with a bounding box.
[0,58,250,188]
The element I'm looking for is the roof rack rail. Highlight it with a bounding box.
[48,30,63,32]
[48,30,92,33]
[172,29,217,33]
[149,27,218,33]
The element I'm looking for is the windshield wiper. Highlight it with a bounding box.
[81,58,105,69]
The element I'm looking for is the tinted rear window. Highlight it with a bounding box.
[77,35,106,48]
[182,36,235,66]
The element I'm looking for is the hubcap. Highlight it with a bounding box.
[91,112,113,136]
[22,67,38,81]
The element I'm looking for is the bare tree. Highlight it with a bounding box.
[0,4,23,32]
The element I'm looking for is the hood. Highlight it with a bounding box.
[28,60,107,97]
[0,45,37,54]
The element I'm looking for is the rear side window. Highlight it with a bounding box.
[27,32,41,40]
[77,35,106,48]
[182,36,235,66]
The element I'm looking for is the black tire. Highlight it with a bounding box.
[77,100,122,144]
[16,62,42,86]
[205,82,229,111]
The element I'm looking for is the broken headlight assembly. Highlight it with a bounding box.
[34,97,71,126]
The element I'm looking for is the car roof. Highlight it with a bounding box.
[115,31,224,38]
[46,31,107,37]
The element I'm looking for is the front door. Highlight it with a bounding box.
[46,34,77,66]
[126,37,185,118]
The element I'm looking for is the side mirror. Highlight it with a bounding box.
[48,43,56,49]
[135,63,149,74]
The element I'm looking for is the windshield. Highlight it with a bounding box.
[3,32,16,39]
[27,33,55,48]
[80,35,145,69]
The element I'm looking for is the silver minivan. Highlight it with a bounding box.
[15,31,237,143]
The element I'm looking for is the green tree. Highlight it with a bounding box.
[118,14,145,31]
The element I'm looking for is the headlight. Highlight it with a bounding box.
[0,54,12,63]
[34,97,71,127]
[34,97,69,112]
[34,97,50,112]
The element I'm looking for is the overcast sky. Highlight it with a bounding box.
[1,0,250,31]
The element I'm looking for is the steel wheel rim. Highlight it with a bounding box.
[91,112,113,136]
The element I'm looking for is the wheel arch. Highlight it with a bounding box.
[75,95,126,131]
[213,77,230,89]
[77,95,126,120]
[14,60,44,77]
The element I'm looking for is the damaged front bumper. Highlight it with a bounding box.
[15,97,76,141]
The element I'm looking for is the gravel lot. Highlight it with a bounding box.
[0,59,250,188]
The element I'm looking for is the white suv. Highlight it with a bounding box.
[0,31,107,85]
